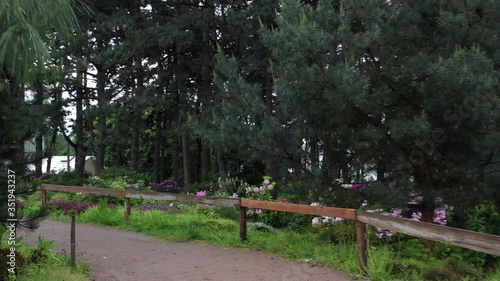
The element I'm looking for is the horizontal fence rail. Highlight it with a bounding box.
[126,190,240,207]
[42,184,126,197]
[40,183,500,274]
[241,199,356,220]
[357,211,500,256]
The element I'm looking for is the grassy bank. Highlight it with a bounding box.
[0,238,90,281]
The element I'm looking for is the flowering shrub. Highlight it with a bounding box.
[137,204,170,212]
[375,205,452,240]
[110,178,147,191]
[243,177,275,219]
[149,179,180,193]
[244,176,275,201]
[50,201,95,214]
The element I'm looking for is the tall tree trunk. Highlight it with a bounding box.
[34,82,44,177]
[153,111,162,182]
[182,129,193,187]
[46,127,58,173]
[201,140,210,182]
[96,68,106,174]
[215,147,228,180]
[130,124,139,171]
[75,67,86,177]
[115,145,123,166]
[171,137,181,180]
[34,133,43,177]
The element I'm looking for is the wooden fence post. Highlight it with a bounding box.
[239,206,247,242]
[356,220,368,273]
[124,197,131,222]
[41,189,47,207]
[70,212,76,267]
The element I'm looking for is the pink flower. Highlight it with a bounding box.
[253,187,260,193]
[376,232,383,239]
[255,209,263,215]
[267,185,274,190]
[196,190,207,197]
[263,179,270,185]
[169,203,174,207]
[411,212,421,221]
[391,208,402,218]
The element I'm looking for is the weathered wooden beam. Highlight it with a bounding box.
[355,220,367,273]
[41,184,126,197]
[70,212,76,267]
[357,211,500,256]
[126,191,240,207]
[240,199,357,220]
[240,206,247,242]
[40,189,48,207]
[124,197,131,222]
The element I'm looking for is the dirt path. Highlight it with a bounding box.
[20,220,357,281]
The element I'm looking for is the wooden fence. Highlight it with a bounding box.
[41,184,500,273]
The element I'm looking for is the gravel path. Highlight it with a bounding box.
[20,220,357,281]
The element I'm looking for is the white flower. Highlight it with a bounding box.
[312,217,322,227]
[310,202,319,206]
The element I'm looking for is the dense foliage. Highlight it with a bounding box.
[1,0,499,262]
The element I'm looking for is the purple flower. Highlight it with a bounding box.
[196,190,207,197]
[255,209,263,215]
[352,183,367,190]
[253,187,260,193]
[391,208,402,218]
[411,212,421,221]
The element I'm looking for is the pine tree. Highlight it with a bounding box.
[261,0,499,221]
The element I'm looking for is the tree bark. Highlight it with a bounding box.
[182,129,193,187]
[75,67,86,177]
[153,111,162,182]
[34,82,44,177]
[215,147,228,180]
[201,140,210,182]
[34,133,43,177]
[96,68,107,174]
[130,124,139,171]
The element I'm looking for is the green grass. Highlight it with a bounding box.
[17,263,90,281]
[46,202,499,281]
[1,243,90,281]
